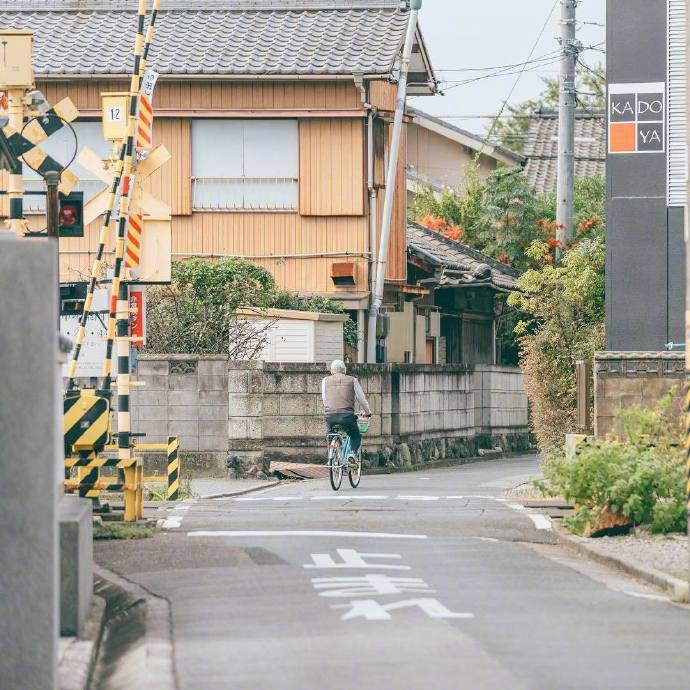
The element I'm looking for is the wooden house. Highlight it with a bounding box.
[1,0,437,362]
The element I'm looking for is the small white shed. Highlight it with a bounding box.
[235,308,347,363]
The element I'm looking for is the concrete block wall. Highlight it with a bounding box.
[131,355,229,475]
[594,352,685,437]
[128,357,529,475]
[477,366,529,435]
[393,365,474,439]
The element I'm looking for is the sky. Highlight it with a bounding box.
[408,0,606,138]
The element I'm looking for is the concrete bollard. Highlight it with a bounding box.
[0,238,60,690]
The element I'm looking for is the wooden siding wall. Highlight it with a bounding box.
[299,119,365,216]
[369,80,397,112]
[43,213,369,294]
[37,80,362,112]
[9,79,410,295]
[144,118,192,215]
[378,124,407,282]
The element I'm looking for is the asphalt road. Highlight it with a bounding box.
[96,456,690,690]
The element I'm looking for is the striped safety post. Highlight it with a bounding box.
[124,213,143,269]
[6,88,25,238]
[167,436,180,500]
[64,452,140,520]
[67,0,161,390]
[96,0,158,494]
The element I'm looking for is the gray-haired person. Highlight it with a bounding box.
[322,359,371,461]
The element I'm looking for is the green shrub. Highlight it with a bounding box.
[542,396,686,534]
[145,258,358,354]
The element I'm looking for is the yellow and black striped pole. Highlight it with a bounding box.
[686,4,690,590]
[67,1,160,389]
[88,0,149,494]
[7,88,26,238]
[167,436,180,500]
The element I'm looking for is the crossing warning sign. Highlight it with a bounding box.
[608,82,665,154]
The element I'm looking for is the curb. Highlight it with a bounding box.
[552,523,689,602]
[364,450,538,476]
[197,479,282,499]
[92,564,178,690]
[58,595,107,690]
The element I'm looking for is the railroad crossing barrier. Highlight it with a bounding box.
[63,436,180,521]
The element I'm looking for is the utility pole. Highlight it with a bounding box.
[555,0,580,257]
[367,0,421,362]
[45,169,60,324]
[683,0,690,592]
[7,88,26,238]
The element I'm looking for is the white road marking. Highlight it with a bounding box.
[161,516,183,530]
[312,575,434,597]
[235,496,304,502]
[304,549,411,571]
[624,591,670,602]
[332,598,474,621]
[397,495,440,501]
[528,513,552,530]
[311,495,389,501]
[173,505,190,511]
[187,530,428,540]
[505,501,552,530]
[447,494,498,500]
[477,537,499,542]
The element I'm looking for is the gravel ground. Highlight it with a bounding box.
[584,532,689,582]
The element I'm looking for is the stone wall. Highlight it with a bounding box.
[594,351,685,437]
[128,357,529,476]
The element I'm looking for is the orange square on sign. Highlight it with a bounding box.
[609,123,636,153]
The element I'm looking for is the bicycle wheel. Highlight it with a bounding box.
[329,437,343,491]
[348,450,362,488]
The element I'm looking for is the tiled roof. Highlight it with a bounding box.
[522,108,606,194]
[1,1,431,79]
[407,222,518,291]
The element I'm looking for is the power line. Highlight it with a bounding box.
[435,49,563,73]
[441,60,562,89]
[483,0,560,144]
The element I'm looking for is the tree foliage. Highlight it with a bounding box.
[144,258,357,355]
[410,165,605,270]
[508,238,606,456]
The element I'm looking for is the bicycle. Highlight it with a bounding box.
[326,414,368,491]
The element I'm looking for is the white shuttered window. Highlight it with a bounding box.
[192,120,298,211]
[667,0,687,206]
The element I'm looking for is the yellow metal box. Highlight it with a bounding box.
[0,31,34,88]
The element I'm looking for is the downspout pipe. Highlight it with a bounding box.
[366,0,421,363]
[367,110,378,362]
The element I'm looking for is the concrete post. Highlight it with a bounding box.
[556,0,579,255]
[0,237,60,690]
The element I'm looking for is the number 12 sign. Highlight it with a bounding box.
[101,92,129,142]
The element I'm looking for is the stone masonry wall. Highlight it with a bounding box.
[594,351,685,438]
[127,357,529,477]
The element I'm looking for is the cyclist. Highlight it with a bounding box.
[321,359,371,463]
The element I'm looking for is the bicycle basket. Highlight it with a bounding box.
[357,417,370,434]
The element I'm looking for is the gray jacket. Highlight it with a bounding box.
[321,373,371,415]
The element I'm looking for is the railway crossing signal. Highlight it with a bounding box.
[77,142,172,283]
[58,191,84,237]
[0,97,80,196]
